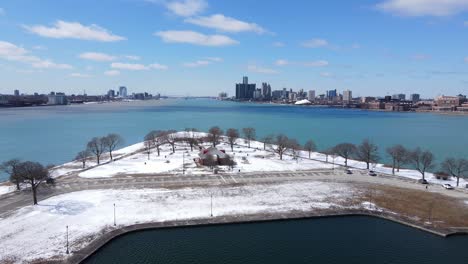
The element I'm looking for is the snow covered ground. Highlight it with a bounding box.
[0,181,353,263]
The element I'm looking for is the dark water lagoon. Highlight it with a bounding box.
[1,99,468,181]
[82,216,468,264]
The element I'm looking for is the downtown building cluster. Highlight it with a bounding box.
[228,76,468,113]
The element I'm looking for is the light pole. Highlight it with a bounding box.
[113,203,116,226]
[66,225,69,254]
[210,193,213,217]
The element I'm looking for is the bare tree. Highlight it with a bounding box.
[87,137,106,165]
[165,130,178,153]
[386,145,408,175]
[409,148,435,180]
[208,126,224,147]
[442,158,468,187]
[226,128,239,151]
[102,133,124,161]
[75,150,91,169]
[184,128,199,151]
[288,139,301,161]
[1,159,22,190]
[304,140,317,158]
[271,134,290,160]
[261,134,274,150]
[143,140,154,160]
[144,130,165,156]
[355,139,380,169]
[333,143,357,167]
[242,127,256,148]
[16,161,49,205]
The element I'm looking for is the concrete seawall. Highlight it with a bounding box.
[62,209,468,264]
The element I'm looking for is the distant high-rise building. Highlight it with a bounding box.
[119,86,128,98]
[262,83,272,99]
[107,89,116,98]
[47,92,68,105]
[392,94,406,101]
[14,90,19,96]
[326,89,337,100]
[343,90,352,103]
[410,94,420,103]
[235,76,256,100]
[308,90,316,102]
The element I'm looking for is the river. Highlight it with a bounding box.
[1,99,467,181]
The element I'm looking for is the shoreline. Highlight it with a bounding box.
[69,210,468,264]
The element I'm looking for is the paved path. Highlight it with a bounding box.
[1,168,467,219]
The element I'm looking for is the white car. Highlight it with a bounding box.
[442,184,454,190]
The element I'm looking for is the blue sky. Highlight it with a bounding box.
[0,0,467,97]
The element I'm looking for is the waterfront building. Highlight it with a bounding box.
[119,86,128,98]
[262,83,272,100]
[235,76,256,100]
[107,89,115,98]
[343,90,352,103]
[307,90,316,102]
[14,90,20,96]
[392,94,406,101]
[410,94,420,103]
[254,89,262,100]
[47,92,68,105]
[326,89,337,100]
[288,92,297,102]
[434,96,460,111]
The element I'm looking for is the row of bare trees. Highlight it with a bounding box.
[76,133,124,168]
[1,160,53,204]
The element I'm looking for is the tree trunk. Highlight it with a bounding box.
[32,185,38,205]
[15,181,20,191]
[422,171,425,180]
[308,151,311,158]
[366,162,370,169]
[279,152,283,160]
[248,140,251,148]
[230,142,234,152]
[97,155,100,165]
[456,176,460,187]
[345,158,348,167]
[82,161,85,169]
[263,143,266,150]
[190,144,193,152]
[397,161,400,172]
[172,144,175,153]
[392,159,395,175]
[147,152,150,160]
[157,146,160,156]
[109,151,113,161]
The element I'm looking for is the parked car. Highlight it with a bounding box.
[442,184,454,190]
[345,169,353,175]
[418,179,428,184]
[368,170,377,176]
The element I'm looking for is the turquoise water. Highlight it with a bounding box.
[1,99,467,181]
[83,216,468,264]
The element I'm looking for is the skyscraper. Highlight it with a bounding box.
[410,94,420,103]
[119,86,128,98]
[308,90,316,102]
[326,89,337,100]
[235,77,256,100]
[14,90,19,96]
[262,82,271,99]
[343,90,352,103]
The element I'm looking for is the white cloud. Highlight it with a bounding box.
[275,59,329,67]
[24,20,126,42]
[79,52,116,62]
[183,57,222,67]
[124,55,140,60]
[111,62,168,71]
[70,73,92,78]
[320,72,333,77]
[149,63,169,70]
[31,60,72,69]
[273,42,285,47]
[165,0,207,17]
[155,30,238,46]
[247,65,278,74]
[32,45,47,50]
[0,41,72,69]
[104,70,120,76]
[275,59,289,66]
[185,14,266,34]
[301,38,329,48]
[376,0,468,16]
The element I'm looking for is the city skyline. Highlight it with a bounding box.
[1,0,468,97]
